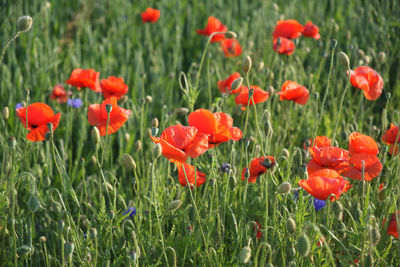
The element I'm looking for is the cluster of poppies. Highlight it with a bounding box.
[150,109,243,187]
[299,132,383,201]
[197,16,242,57]
[272,19,320,55]
[218,73,309,108]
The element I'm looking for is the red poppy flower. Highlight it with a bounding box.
[16,103,61,142]
[87,97,130,136]
[220,39,242,57]
[277,81,309,105]
[150,124,209,163]
[307,146,350,175]
[253,222,263,240]
[196,16,227,43]
[141,8,160,23]
[299,169,350,201]
[235,86,269,110]
[272,19,304,39]
[383,123,400,145]
[188,109,242,148]
[273,37,295,55]
[304,136,331,150]
[100,76,129,100]
[218,72,242,94]
[50,84,71,103]
[302,21,320,40]
[341,153,382,181]
[66,68,101,92]
[177,163,206,188]
[348,132,379,156]
[349,66,384,101]
[241,156,275,183]
[386,211,400,238]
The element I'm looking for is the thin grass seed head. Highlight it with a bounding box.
[17,16,33,32]
[90,228,97,238]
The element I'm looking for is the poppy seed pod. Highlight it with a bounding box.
[225,31,237,39]
[17,16,33,32]
[243,56,252,73]
[2,106,9,120]
[153,143,162,158]
[278,182,292,194]
[286,218,296,234]
[231,77,243,92]
[296,234,310,257]
[105,104,113,113]
[91,127,100,144]
[337,52,350,69]
[123,153,136,171]
[240,246,251,264]
[167,199,182,211]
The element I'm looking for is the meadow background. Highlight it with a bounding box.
[0,0,400,266]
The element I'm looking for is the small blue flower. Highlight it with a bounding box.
[67,98,83,108]
[312,198,326,211]
[15,102,24,109]
[123,207,136,218]
[220,163,231,173]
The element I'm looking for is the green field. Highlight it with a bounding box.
[1,0,400,266]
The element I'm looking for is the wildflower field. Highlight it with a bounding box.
[1,0,400,266]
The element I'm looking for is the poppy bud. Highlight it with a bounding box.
[17,16,33,32]
[58,220,65,232]
[2,106,9,120]
[364,55,371,65]
[296,234,310,257]
[124,133,130,143]
[264,121,273,137]
[254,145,261,156]
[65,242,75,256]
[267,85,275,96]
[129,250,138,262]
[369,225,380,246]
[151,127,159,136]
[281,148,290,158]
[286,218,296,234]
[378,52,386,63]
[153,143,162,158]
[337,51,350,69]
[90,228,97,238]
[91,155,97,165]
[123,153,136,171]
[40,236,47,243]
[17,245,32,256]
[378,187,386,201]
[242,56,252,73]
[151,118,159,128]
[8,137,16,149]
[385,92,391,100]
[225,31,237,39]
[231,77,243,92]
[105,104,113,113]
[240,246,251,264]
[167,199,182,211]
[176,107,189,115]
[257,61,264,72]
[108,210,115,219]
[330,39,337,49]
[135,140,142,151]
[145,95,153,103]
[27,195,40,212]
[333,201,343,221]
[357,49,365,57]
[278,182,292,194]
[91,127,100,144]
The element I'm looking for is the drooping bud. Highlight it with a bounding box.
[27,195,40,212]
[151,118,159,128]
[296,234,310,257]
[286,218,296,234]
[145,95,153,103]
[17,16,33,32]
[91,127,100,144]
[58,220,65,232]
[337,51,350,69]
[135,140,142,151]
[225,31,237,39]
[231,77,243,92]
[267,85,275,96]
[333,201,343,221]
[65,242,75,256]
[278,182,292,194]
[17,245,32,256]
[167,200,182,211]
[257,61,264,72]
[240,246,251,264]
[281,148,290,158]
[242,56,252,73]
[378,51,386,63]
[2,106,9,120]
[123,154,136,171]
[330,39,337,49]
[153,143,162,158]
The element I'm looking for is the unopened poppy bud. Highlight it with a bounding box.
[27,195,40,212]
[119,95,128,103]
[176,107,189,115]
[17,16,33,32]
[286,218,296,234]
[151,118,159,128]
[254,145,261,156]
[267,85,275,96]
[369,224,380,246]
[153,143,162,158]
[231,77,243,92]
[58,220,65,232]
[337,51,350,69]
[297,234,310,257]
[91,127,100,144]
[378,51,386,63]
[129,250,137,261]
[281,148,290,158]
[105,104,113,113]
[135,140,142,151]
[244,168,250,180]
[124,133,130,143]
[123,153,136,171]
[40,236,47,243]
[385,92,391,100]
[364,55,371,65]
[145,95,153,103]
[243,56,252,73]
[357,49,365,57]
[65,242,75,255]
[17,245,32,256]
[264,121,273,136]
[278,182,292,194]
[91,155,97,165]
[333,201,343,221]
[225,31,237,39]
[261,158,273,168]
[151,127,159,136]
[167,199,182,211]
[240,246,251,264]
[2,106,9,120]
[8,137,16,149]
[257,61,264,72]
[108,210,115,219]
[378,187,386,201]
[90,228,97,238]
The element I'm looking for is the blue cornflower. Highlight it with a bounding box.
[220,163,231,173]
[312,198,326,211]
[123,207,136,218]
[67,98,83,108]
[15,102,24,109]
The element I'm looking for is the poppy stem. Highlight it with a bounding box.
[332,66,351,143]
[0,31,21,68]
